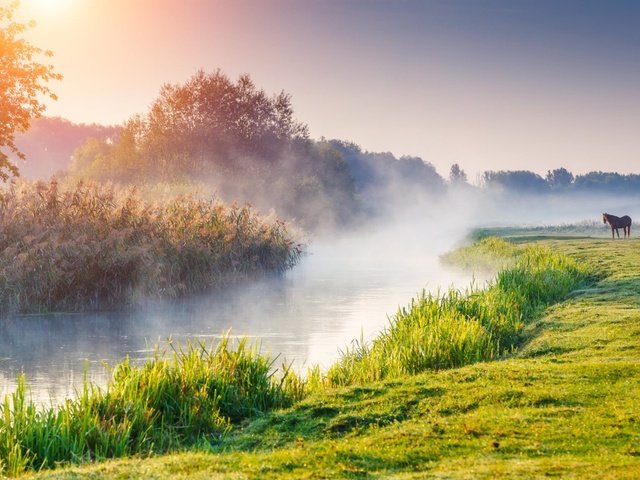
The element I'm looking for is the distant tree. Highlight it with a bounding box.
[329,139,445,196]
[545,167,574,190]
[482,170,548,192]
[449,163,467,184]
[0,1,61,180]
[14,117,118,179]
[573,171,640,193]
[68,137,113,177]
[397,155,445,191]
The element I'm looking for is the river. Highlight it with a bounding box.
[0,223,475,405]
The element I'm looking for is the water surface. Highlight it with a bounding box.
[0,226,474,404]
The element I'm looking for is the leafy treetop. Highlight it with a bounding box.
[0,1,61,180]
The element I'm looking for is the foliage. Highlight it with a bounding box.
[0,1,62,180]
[482,169,549,192]
[0,338,304,476]
[68,70,359,230]
[546,167,574,190]
[327,139,446,217]
[94,69,312,183]
[449,163,467,184]
[572,170,640,192]
[328,140,445,192]
[0,180,302,314]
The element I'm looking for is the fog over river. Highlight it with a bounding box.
[0,216,475,405]
[0,190,625,405]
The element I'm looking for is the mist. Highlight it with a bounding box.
[5,70,639,406]
[5,171,631,406]
[0,205,475,404]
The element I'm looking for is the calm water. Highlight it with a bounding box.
[0,226,475,404]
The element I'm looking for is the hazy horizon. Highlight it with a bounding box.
[18,0,640,180]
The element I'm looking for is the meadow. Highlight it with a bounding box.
[0,180,302,314]
[2,231,637,477]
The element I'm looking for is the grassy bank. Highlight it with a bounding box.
[324,237,592,387]
[24,234,635,479]
[0,339,305,476]
[0,180,302,314]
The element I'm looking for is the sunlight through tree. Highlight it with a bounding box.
[0,1,61,180]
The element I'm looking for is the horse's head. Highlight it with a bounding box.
[603,213,608,224]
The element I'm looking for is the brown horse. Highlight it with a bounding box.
[603,213,632,239]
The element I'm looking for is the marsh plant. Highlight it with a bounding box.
[0,180,303,314]
[0,338,304,476]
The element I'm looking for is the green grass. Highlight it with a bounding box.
[471,220,607,241]
[12,234,640,478]
[324,238,593,386]
[440,235,520,272]
[0,339,304,476]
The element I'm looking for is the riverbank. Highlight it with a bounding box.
[16,234,640,478]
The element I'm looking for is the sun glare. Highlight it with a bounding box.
[27,0,74,13]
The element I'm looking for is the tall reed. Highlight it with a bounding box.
[326,238,593,387]
[0,338,303,476]
[0,180,303,314]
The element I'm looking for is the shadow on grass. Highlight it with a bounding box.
[230,383,444,451]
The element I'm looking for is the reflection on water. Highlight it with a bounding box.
[0,229,474,405]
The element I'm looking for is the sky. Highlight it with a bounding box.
[17,0,640,181]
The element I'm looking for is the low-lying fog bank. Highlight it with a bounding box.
[0,187,633,405]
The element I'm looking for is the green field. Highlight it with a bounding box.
[19,235,640,479]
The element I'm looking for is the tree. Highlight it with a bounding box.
[545,167,574,190]
[0,1,61,180]
[68,137,113,177]
[70,69,360,229]
[140,69,309,177]
[13,116,118,179]
[573,171,640,193]
[482,170,548,192]
[449,163,467,184]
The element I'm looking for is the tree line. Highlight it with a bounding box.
[481,168,640,193]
